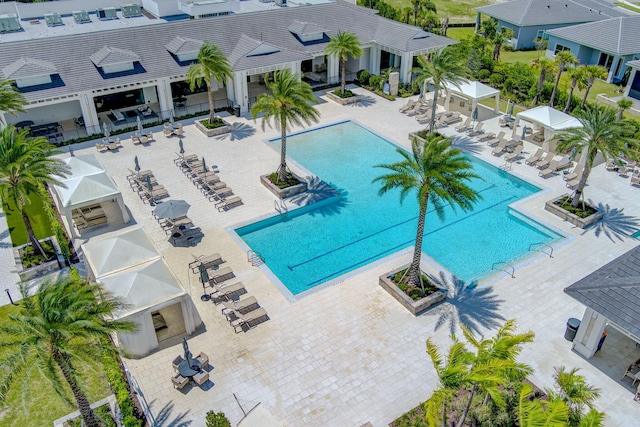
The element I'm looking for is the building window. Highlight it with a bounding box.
[598,53,614,71]
[554,44,570,55]
[536,30,544,39]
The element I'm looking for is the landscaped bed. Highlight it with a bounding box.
[3,196,53,246]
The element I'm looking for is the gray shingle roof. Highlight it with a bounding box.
[546,16,640,55]
[228,34,310,71]
[564,245,640,340]
[476,0,625,27]
[2,57,57,79]
[89,46,140,66]
[628,60,640,69]
[165,36,204,56]
[0,1,456,102]
[287,20,326,36]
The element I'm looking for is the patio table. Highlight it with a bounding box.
[177,359,202,378]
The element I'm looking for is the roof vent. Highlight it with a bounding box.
[97,7,118,21]
[565,4,568,7]
[73,10,91,24]
[44,13,63,27]
[547,5,550,8]
[0,13,21,33]
[121,4,142,18]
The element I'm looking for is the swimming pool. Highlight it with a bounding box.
[236,121,562,297]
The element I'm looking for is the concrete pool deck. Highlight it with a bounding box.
[4,86,640,425]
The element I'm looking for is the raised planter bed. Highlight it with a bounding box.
[260,174,307,200]
[544,194,604,229]
[408,131,427,143]
[13,236,64,281]
[326,91,363,106]
[379,265,447,316]
[194,118,232,137]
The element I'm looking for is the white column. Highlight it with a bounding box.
[494,94,500,114]
[79,93,100,135]
[443,90,451,111]
[624,68,636,97]
[572,307,608,359]
[233,71,249,114]
[399,53,413,84]
[369,46,381,77]
[475,12,481,33]
[156,78,173,119]
[327,55,339,84]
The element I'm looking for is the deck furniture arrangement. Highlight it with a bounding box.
[455,118,472,133]
[467,122,484,137]
[189,253,225,274]
[72,203,107,230]
[486,131,506,147]
[126,169,169,204]
[525,149,545,165]
[399,99,417,113]
[504,145,523,162]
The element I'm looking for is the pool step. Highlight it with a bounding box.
[247,250,265,267]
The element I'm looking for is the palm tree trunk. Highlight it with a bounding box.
[22,209,44,257]
[581,80,593,109]
[277,117,288,182]
[429,85,439,133]
[571,165,591,208]
[533,71,544,105]
[564,80,576,113]
[341,57,346,95]
[53,353,99,427]
[457,384,477,427]
[493,44,500,61]
[409,195,428,290]
[442,401,447,427]
[207,79,215,123]
[549,66,563,107]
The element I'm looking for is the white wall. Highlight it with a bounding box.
[7,100,82,125]
[143,86,158,103]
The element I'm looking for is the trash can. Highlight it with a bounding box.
[564,318,581,342]
[234,105,241,117]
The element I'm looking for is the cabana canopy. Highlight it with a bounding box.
[62,154,104,178]
[513,106,583,151]
[443,80,501,114]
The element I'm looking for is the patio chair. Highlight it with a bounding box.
[95,143,108,152]
[566,173,584,189]
[605,159,619,171]
[525,149,545,165]
[621,363,640,385]
[415,109,434,124]
[209,267,235,285]
[486,131,506,147]
[215,195,243,211]
[454,118,472,133]
[228,307,269,333]
[206,187,233,202]
[504,145,523,162]
[195,352,210,368]
[630,172,640,187]
[467,122,484,137]
[491,140,507,156]
[535,152,555,169]
[210,281,246,303]
[132,135,142,145]
[618,164,633,177]
[440,112,462,126]
[172,355,184,371]
[162,217,193,234]
[192,370,209,386]
[163,128,173,137]
[477,131,496,142]
[220,295,259,316]
[538,160,559,178]
[405,102,427,116]
[172,374,189,390]
[564,166,583,182]
[399,98,417,113]
[189,253,224,273]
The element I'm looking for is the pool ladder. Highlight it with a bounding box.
[492,261,515,278]
[529,242,554,258]
[247,250,265,267]
[274,199,288,213]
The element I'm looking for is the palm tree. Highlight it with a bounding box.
[0,276,136,427]
[532,57,556,105]
[549,51,578,107]
[186,42,233,124]
[0,76,26,122]
[411,0,435,26]
[0,126,69,256]
[490,28,515,61]
[373,134,480,289]
[324,31,363,95]
[617,98,633,120]
[564,66,587,113]
[555,105,637,208]
[552,367,601,426]
[518,383,569,427]
[480,18,497,39]
[580,65,608,109]
[251,68,319,183]
[412,48,470,132]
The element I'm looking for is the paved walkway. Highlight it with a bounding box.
[7,87,640,425]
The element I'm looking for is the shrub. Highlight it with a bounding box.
[357,69,370,86]
[368,75,382,89]
[101,343,144,427]
[332,88,355,98]
[488,73,505,87]
[200,117,227,129]
[477,69,491,81]
[553,196,598,218]
[268,172,301,188]
[206,411,231,427]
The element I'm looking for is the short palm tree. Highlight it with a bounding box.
[549,51,578,107]
[555,105,637,208]
[186,42,233,124]
[564,66,587,113]
[490,28,515,61]
[0,76,26,122]
[532,57,556,105]
[412,49,470,132]
[324,31,363,95]
[251,68,319,183]
[580,65,608,109]
[617,98,633,120]
[0,276,136,427]
[518,383,570,427]
[373,134,480,289]
[552,366,601,426]
[0,126,69,256]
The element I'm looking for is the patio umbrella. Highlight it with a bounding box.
[201,157,208,173]
[68,145,74,157]
[521,126,528,140]
[136,115,143,134]
[199,262,211,301]
[103,122,110,139]
[153,199,190,219]
[178,139,185,155]
[506,100,515,118]
[169,110,175,127]
[471,105,479,125]
[145,174,153,192]
[182,338,195,369]
[134,155,140,172]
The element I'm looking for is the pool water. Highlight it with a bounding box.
[236,121,562,297]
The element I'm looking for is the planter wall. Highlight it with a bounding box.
[260,174,307,200]
[544,195,604,229]
[194,119,232,137]
[379,265,447,316]
[13,236,64,281]
[408,131,427,143]
[326,91,363,105]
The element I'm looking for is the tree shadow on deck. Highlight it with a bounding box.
[582,201,640,243]
[152,401,192,427]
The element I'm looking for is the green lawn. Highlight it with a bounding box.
[3,193,54,246]
[615,1,640,12]
[500,49,545,64]
[383,0,495,23]
[445,26,475,41]
[0,303,112,427]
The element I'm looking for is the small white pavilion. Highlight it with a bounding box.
[443,80,501,115]
[512,106,582,151]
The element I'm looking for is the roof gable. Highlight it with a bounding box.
[165,36,204,56]
[547,16,640,55]
[287,20,326,36]
[2,57,57,79]
[90,46,139,67]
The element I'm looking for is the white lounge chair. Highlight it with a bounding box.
[525,149,545,165]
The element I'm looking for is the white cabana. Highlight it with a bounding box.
[443,80,501,114]
[53,154,129,236]
[81,227,202,356]
[513,106,583,151]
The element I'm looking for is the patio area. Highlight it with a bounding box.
[6,86,640,425]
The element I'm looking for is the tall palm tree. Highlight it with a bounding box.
[564,66,587,113]
[186,42,233,124]
[518,383,569,427]
[251,68,319,183]
[532,57,556,105]
[0,276,136,427]
[373,135,480,289]
[552,367,601,426]
[411,0,436,26]
[0,126,69,256]
[617,98,633,120]
[0,76,26,122]
[490,28,515,61]
[480,18,497,39]
[580,65,608,109]
[555,105,637,208]
[324,31,363,95]
[549,51,578,107]
[412,49,470,132]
